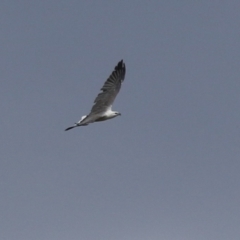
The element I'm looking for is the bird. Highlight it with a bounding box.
[65,60,126,131]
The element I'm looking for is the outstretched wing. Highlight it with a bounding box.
[89,60,126,115]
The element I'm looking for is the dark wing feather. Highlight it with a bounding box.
[89,60,126,114]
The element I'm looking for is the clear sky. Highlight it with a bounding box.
[1,1,240,240]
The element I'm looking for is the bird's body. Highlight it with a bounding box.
[65,60,126,131]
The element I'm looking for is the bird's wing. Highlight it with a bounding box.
[89,60,126,115]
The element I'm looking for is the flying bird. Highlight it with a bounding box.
[65,60,126,131]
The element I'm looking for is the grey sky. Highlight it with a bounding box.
[1,1,240,240]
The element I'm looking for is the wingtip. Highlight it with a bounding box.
[115,59,125,71]
[65,126,75,131]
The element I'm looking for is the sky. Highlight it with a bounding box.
[1,1,240,240]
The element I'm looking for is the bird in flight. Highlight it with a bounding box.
[65,60,126,131]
